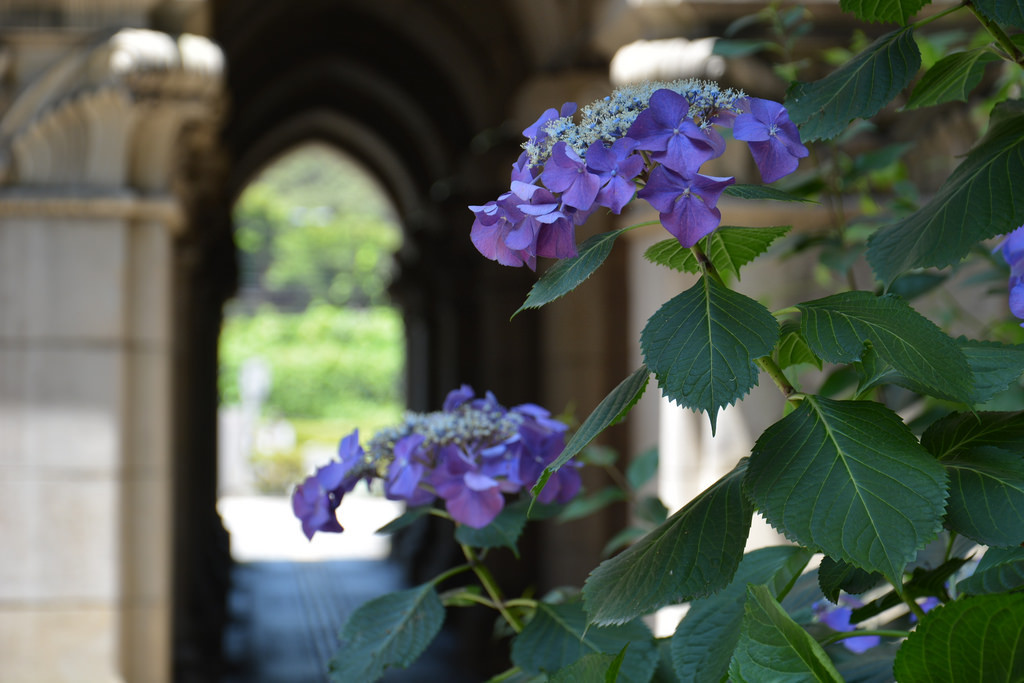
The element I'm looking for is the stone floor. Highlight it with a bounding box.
[217,496,479,682]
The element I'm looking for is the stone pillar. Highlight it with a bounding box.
[0,28,222,682]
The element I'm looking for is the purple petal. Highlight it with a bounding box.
[536,217,577,259]
[444,483,505,528]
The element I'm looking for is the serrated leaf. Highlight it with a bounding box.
[797,291,973,404]
[510,600,658,683]
[746,396,949,586]
[729,584,844,683]
[893,594,1024,682]
[532,366,650,499]
[548,652,620,683]
[920,411,1024,460]
[644,238,699,273]
[703,226,793,281]
[583,460,754,625]
[941,446,1024,546]
[973,0,1024,28]
[858,338,1024,404]
[906,48,1000,110]
[958,546,1024,595]
[672,546,814,683]
[840,0,929,24]
[786,28,921,141]
[723,184,818,203]
[644,226,792,280]
[642,276,779,432]
[455,497,531,553]
[817,556,883,603]
[867,100,1024,283]
[777,322,823,370]
[328,582,445,682]
[959,338,1024,404]
[515,227,631,315]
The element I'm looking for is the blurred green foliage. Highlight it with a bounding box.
[221,143,406,465]
[220,303,405,420]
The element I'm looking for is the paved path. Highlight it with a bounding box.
[217,496,477,682]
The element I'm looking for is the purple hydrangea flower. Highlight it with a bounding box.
[627,88,726,176]
[732,97,809,184]
[432,445,506,528]
[586,138,644,214]
[291,429,369,539]
[469,195,535,269]
[638,165,735,247]
[385,434,434,506]
[541,142,602,211]
[813,598,880,654]
[1000,226,1024,325]
[291,477,345,540]
[294,386,577,537]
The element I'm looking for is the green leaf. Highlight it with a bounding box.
[906,48,1000,110]
[515,227,631,316]
[712,38,773,57]
[510,600,658,683]
[375,504,433,534]
[643,238,698,274]
[786,28,921,141]
[920,411,1024,460]
[840,0,929,24]
[972,0,1024,28]
[723,184,817,203]
[702,226,793,281]
[455,497,531,554]
[642,276,779,432]
[583,460,754,625]
[817,556,883,603]
[867,100,1024,283]
[644,226,792,280]
[921,411,1024,546]
[746,396,949,585]
[941,446,1024,546]
[958,546,1024,595]
[893,594,1024,682]
[797,291,973,404]
[548,652,620,683]
[626,446,660,490]
[672,546,814,683]
[328,582,445,682]
[777,322,823,370]
[959,339,1024,404]
[557,486,627,522]
[728,584,844,683]
[531,366,650,499]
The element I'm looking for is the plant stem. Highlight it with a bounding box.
[442,591,497,609]
[898,585,929,621]
[431,562,474,586]
[462,544,524,633]
[757,356,798,399]
[965,1,1024,64]
[819,629,910,647]
[912,2,967,30]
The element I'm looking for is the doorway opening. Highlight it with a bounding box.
[216,141,406,563]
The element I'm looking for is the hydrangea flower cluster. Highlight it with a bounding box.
[292,385,579,538]
[470,79,809,269]
[1001,225,1024,325]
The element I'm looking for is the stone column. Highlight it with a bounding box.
[0,28,222,682]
